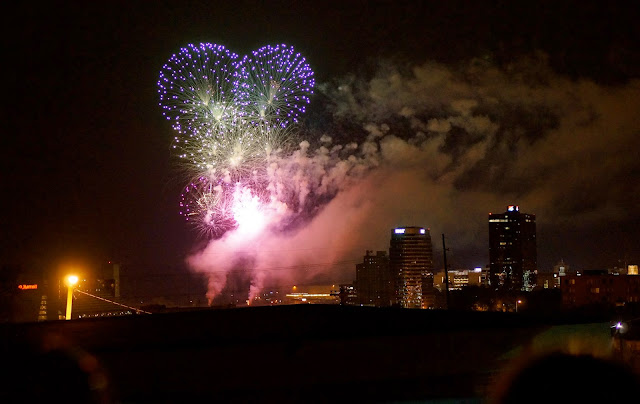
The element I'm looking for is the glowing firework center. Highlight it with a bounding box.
[159,43,314,238]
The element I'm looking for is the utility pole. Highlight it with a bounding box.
[442,234,450,310]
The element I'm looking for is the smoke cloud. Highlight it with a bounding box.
[188,53,640,303]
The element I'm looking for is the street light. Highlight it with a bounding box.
[65,275,79,320]
[516,299,523,313]
[614,321,628,361]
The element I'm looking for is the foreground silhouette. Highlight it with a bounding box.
[490,351,640,403]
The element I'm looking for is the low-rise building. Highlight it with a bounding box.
[561,272,640,308]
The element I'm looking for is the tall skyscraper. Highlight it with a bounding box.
[389,227,433,308]
[355,250,393,307]
[489,205,537,291]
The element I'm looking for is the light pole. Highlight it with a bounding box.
[65,275,78,320]
[516,299,522,313]
[442,234,450,310]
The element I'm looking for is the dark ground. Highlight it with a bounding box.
[0,305,620,403]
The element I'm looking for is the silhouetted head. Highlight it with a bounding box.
[3,332,110,404]
[491,351,640,403]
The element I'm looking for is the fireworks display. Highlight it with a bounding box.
[179,176,235,236]
[158,43,315,237]
[156,39,640,306]
[158,43,242,137]
[235,44,315,128]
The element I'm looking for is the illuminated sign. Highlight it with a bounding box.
[18,284,38,290]
[508,205,519,212]
[394,228,405,234]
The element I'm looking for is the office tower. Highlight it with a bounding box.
[355,250,393,307]
[389,227,433,308]
[489,205,537,291]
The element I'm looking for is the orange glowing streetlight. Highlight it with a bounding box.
[65,275,79,320]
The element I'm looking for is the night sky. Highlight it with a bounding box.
[4,1,639,285]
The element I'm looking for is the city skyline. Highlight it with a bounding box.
[4,1,639,290]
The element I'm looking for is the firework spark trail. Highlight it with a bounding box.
[179,177,236,237]
[180,118,273,181]
[158,43,243,137]
[235,44,315,127]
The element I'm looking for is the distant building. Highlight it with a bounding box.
[607,265,639,275]
[537,272,560,289]
[554,259,570,277]
[538,259,572,289]
[355,250,393,307]
[561,272,640,308]
[389,227,433,309]
[337,284,357,306]
[10,270,54,322]
[481,265,491,287]
[489,205,537,291]
[434,267,487,291]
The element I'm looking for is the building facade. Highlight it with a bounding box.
[561,272,640,308]
[434,268,487,291]
[389,227,433,309]
[355,250,393,307]
[489,205,537,291]
[537,259,572,289]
